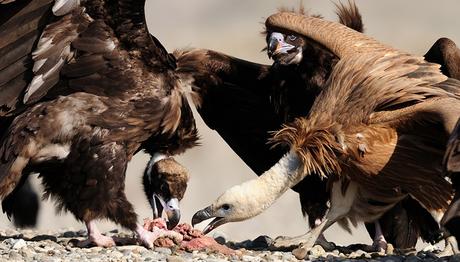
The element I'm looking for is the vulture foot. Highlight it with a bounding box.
[370,221,387,253]
[78,220,115,248]
[315,233,336,251]
[272,232,318,260]
[77,234,115,248]
[136,225,183,249]
[371,238,388,253]
[272,234,306,249]
[438,236,459,257]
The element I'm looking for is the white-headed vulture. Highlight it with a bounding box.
[190,11,460,259]
[176,2,454,251]
[0,0,198,247]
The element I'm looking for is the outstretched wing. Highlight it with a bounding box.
[176,49,287,174]
[0,0,174,116]
[0,0,175,135]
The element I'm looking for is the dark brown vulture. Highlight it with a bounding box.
[0,0,198,247]
[191,11,460,259]
[442,119,460,250]
[178,2,451,251]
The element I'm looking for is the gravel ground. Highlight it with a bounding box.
[0,229,458,262]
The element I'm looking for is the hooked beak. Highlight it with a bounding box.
[152,194,181,230]
[191,206,226,235]
[267,34,295,59]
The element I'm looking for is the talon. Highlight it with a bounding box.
[77,235,115,248]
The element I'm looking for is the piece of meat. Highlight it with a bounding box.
[142,218,236,255]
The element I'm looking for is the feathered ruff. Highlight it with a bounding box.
[271,49,459,213]
[271,119,343,178]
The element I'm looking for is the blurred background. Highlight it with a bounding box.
[1,0,459,248]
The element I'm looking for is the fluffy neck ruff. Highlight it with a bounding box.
[222,151,303,220]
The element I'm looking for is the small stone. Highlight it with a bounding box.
[308,244,326,257]
[251,235,273,249]
[405,255,422,262]
[89,246,103,252]
[62,231,78,238]
[381,255,404,262]
[422,244,440,252]
[12,239,27,249]
[8,250,22,260]
[213,232,227,245]
[386,243,394,255]
[122,250,132,257]
[77,229,87,236]
[155,247,172,255]
[3,238,15,246]
[117,245,146,253]
[243,255,262,261]
[111,251,124,258]
[20,249,35,259]
[167,255,185,262]
[239,240,252,249]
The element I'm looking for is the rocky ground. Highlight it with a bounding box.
[0,228,459,262]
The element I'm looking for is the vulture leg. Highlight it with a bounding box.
[273,180,357,259]
[77,220,115,248]
[314,221,336,251]
[371,221,387,252]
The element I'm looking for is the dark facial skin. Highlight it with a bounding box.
[267,32,306,65]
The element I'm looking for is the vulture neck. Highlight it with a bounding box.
[241,151,304,215]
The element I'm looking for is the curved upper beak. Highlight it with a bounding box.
[152,195,181,230]
[192,206,226,235]
[267,33,295,59]
[164,198,180,230]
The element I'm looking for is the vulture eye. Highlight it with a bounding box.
[288,35,297,41]
[222,204,231,211]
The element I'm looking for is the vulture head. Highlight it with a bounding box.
[266,2,363,66]
[267,32,306,65]
[193,151,304,234]
[143,154,189,230]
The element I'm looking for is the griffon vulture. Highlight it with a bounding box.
[177,2,452,250]
[0,0,198,247]
[191,12,460,259]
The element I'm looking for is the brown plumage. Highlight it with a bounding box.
[442,88,460,247]
[268,12,460,257]
[177,1,363,240]
[365,37,460,249]
[179,1,445,249]
[191,11,460,260]
[0,0,198,247]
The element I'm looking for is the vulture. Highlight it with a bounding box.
[442,119,460,249]
[191,11,460,259]
[177,1,453,250]
[0,0,198,247]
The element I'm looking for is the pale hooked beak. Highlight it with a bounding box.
[268,32,295,59]
[191,206,226,235]
[152,194,181,230]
